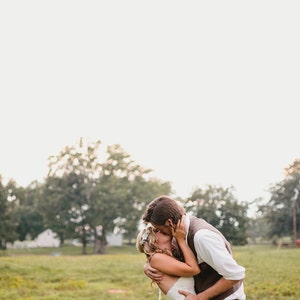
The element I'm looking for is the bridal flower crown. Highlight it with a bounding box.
[141,225,151,245]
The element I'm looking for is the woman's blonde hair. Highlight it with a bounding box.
[136,225,172,257]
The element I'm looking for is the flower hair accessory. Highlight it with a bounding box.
[141,225,151,245]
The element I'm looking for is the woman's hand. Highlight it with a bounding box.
[171,215,186,242]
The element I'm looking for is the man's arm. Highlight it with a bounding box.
[143,262,164,282]
[190,230,245,299]
[179,278,239,300]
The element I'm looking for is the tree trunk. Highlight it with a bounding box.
[81,235,88,255]
[0,239,7,250]
[93,234,107,254]
[82,241,87,255]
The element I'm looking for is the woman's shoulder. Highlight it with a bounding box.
[149,252,177,272]
[149,252,173,266]
[149,252,164,262]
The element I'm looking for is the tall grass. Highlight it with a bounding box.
[0,245,299,300]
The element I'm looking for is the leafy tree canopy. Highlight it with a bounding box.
[185,184,249,245]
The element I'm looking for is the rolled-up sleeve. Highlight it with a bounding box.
[194,229,245,280]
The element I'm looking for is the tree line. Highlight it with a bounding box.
[0,138,299,253]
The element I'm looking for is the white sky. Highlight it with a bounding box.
[1,1,299,205]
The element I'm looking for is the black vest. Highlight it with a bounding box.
[172,216,242,300]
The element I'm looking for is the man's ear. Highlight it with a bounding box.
[167,219,174,228]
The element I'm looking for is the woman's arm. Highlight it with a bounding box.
[172,216,200,275]
[150,217,200,277]
[150,252,199,277]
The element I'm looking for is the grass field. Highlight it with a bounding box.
[0,244,299,300]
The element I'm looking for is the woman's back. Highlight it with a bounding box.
[136,218,199,300]
[149,252,196,299]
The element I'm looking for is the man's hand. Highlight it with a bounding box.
[179,290,209,300]
[143,262,164,283]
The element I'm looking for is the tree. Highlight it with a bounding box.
[114,176,171,245]
[89,144,172,253]
[185,185,248,245]
[246,197,270,244]
[261,158,300,241]
[40,138,102,254]
[0,177,18,249]
[41,172,93,253]
[127,178,171,243]
[12,180,45,241]
[40,138,172,254]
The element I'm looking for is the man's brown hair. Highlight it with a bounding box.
[142,195,185,225]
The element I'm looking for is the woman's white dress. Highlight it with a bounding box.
[165,277,196,300]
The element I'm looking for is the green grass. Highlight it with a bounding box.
[0,245,138,256]
[0,245,300,300]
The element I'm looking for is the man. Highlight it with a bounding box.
[142,195,246,300]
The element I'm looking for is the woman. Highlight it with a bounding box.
[136,215,200,300]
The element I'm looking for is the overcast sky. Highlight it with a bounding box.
[1,1,299,204]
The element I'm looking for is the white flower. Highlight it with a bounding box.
[141,227,150,245]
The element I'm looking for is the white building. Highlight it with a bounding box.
[35,229,60,247]
[106,232,123,246]
[8,229,60,249]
